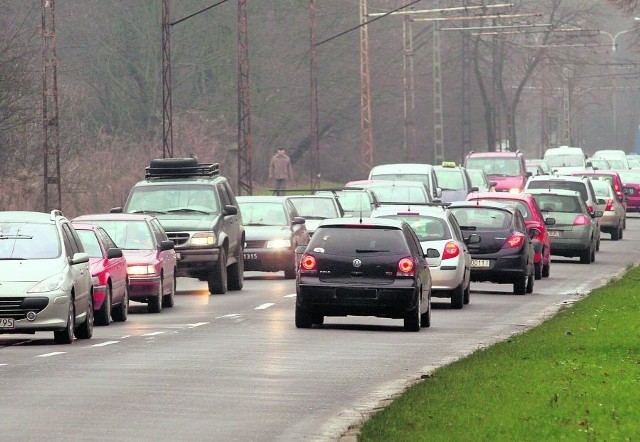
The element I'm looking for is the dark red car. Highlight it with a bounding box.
[466,192,555,280]
[613,170,640,214]
[72,223,129,325]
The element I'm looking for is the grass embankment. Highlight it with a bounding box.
[359,266,640,441]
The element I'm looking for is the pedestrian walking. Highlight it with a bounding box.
[269,147,293,196]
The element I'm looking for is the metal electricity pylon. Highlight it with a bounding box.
[237,0,253,195]
[309,0,319,190]
[41,0,61,212]
[162,0,173,159]
[359,0,374,177]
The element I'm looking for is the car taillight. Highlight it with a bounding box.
[587,205,594,214]
[605,199,614,211]
[300,253,317,273]
[502,233,525,249]
[442,241,460,260]
[397,257,415,277]
[573,215,591,225]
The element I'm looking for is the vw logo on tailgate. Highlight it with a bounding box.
[352,258,362,268]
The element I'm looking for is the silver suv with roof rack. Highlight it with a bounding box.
[112,158,244,295]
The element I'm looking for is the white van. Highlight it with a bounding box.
[543,146,591,175]
[368,163,442,200]
[592,150,630,170]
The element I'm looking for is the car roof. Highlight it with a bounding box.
[528,175,588,183]
[369,163,435,173]
[317,217,406,229]
[73,213,155,222]
[350,179,427,187]
[236,195,289,203]
[466,151,522,158]
[70,222,102,231]
[525,188,581,197]
[467,192,534,203]
[448,200,518,213]
[371,204,449,217]
[0,211,60,223]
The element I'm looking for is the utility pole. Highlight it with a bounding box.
[359,0,374,177]
[162,0,173,159]
[433,22,444,163]
[402,15,416,162]
[563,66,571,145]
[309,0,319,190]
[237,0,253,195]
[41,0,61,212]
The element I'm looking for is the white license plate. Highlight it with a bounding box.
[548,230,561,237]
[244,253,258,260]
[0,318,15,329]
[471,259,490,268]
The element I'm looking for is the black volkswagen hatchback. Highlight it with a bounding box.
[296,218,432,331]
[448,201,535,295]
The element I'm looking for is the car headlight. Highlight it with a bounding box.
[29,273,65,293]
[509,187,522,194]
[266,239,291,249]
[191,232,215,246]
[127,265,157,276]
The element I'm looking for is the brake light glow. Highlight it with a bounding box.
[587,205,594,214]
[605,199,614,211]
[397,257,415,277]
[573,215,591,225]
[300,253,317,272]
[502,233,525,249]
[442,241,460,260]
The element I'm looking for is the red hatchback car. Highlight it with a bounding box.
[466,192,555,279]
[73,214,177,314]
[72,223,129,325]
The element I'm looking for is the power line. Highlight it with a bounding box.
[170,0,232,27]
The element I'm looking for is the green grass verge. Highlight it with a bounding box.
[359,267,640,441]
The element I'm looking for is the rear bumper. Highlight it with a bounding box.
[469,253,528,283]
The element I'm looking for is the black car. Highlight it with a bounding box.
[448,201,535,295]
[295,218,432,331]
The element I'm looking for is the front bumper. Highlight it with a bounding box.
[128,275,161,300]
[174,246,220,277]
[0,292,71,334]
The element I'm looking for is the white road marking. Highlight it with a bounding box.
[216,314,242,319]
[284,294,297,298]
[0,364,7,367]
[37,352,66,358]
[120,335,131,339]
[142,331,165,337]
[188,322,209,328]
[91,341,120,347]
[255,303,275,310]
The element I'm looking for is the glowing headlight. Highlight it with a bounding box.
[509,187,522,194]
[266,239,291,249]
[29,273,65,293]
[191,232,215,246]
[127,265,157,276]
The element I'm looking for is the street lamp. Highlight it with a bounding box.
[599,17,640,52]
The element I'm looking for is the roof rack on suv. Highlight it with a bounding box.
[145,158,220,179]
[50,209,64,220]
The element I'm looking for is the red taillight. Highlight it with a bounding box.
[605,199,614,211]
[502,233,525,249]
[397,257,415,276]
[587,205,594,214]
[442,241,460,260]
[573,215,591,225]
[300,253,317,272]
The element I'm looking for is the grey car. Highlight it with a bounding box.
[433,164,478,203]
[0,210,94,343]
[287,194,344,236]
[590,179,625,240]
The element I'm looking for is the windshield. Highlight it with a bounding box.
[76,229,103,258]
[239,202,287,226]
[466,169,487,187]
[334,191,371,214]
[87,220,154,250]
[0,223,60,259]
[465,157,522,177]
[370,173,431,190]
[544,154,585,168]
[288,197,339,219]
[378,215,451,241]
[590,181,613,198]
[126,185,219,214]
[617,170,640,184]
[434,169,465,190]
[369,185,429,203]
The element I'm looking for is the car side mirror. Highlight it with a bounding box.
[586,161,593,168]
[223,205,238,216]
[470,186,479,193]
[597,198,606,205]
[528,228,541,239]
[592,211,603,218]
[160,240,175,251]
[465,234,481,244]
[435,187,443,199]
[106,247,123,259]
[110,207,123,213]
[526,171,533,177]
[71,252,89,265]
[623,187,633,195]
[292,216,306,225]
[544,217,556,226]
[489,181,498,189]
[425,248,440,258]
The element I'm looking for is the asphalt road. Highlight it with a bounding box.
[2,215,640,441]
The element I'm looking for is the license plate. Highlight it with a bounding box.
[244,253,258,260]
[548,230,561,237]
[471,259,490,268]
[0,318,15,329]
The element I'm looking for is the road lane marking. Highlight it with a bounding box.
[91,341,120,347]
[120,335,131,339]
[255,303,275,310]
[0,364,7,367]
[142,331,165,337]
[216,314,242,319]
[188,322,209,328]
[284,294,296,298]
[37,352,66,358]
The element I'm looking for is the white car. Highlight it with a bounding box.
[371,204,472,309]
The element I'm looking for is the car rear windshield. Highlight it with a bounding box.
[434,169,465,190]
[126,184,220,215]
[369,185,429,203]
[449,207,512,230]
[527,180,588,201]
[474,199,532,221]
[334,191,371,213]
[370,173,431,190]
[531,195,582,213]
[0,223,60,259]
[308,226,408,255]
[377,215,451,241]
[464,157,522,177]
[617,170,640,184]
[288,197,339,219]
[544,154,585,168]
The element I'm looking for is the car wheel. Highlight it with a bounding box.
[526,271,534,294]
[596,236,600,251]
[590,245,596,263]
[95,285,111,326]
[463,282,470,305]
[112,282,129,322]
[295,305,313,328]
[208,248,228,295]
[162,274,176,308]
[283,253,297,280]
[420,293,431,328]
[542,261,550,278]
[451,283,464,310]
[579,245,592,264]
[227,250,244,291]
[404,292,421,332]
[54,301,75,344]
[74,295,94,340]
[513,275,527,295]
[534,260,543,280]
[148,278,163,313]
[623,215,626,229]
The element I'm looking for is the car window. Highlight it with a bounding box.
[480,198,532,221]
[544,153,585,167]
[335,191,371,213]
[448,214,464,242]
[0,222,60,259]
[465,157,522,176]
[126,184,220,214]
[97,227,118,250]
[239,202,288,226]
[63,223,84,254]
[377,214,451,241]
[449,207,511,230]
[435,169,465,190]
[149,219,168,243]
[289,197,339,219]
[93,220,155,250]
[308,226,408,255]
[532,195,582,213]
[76,229,103,258]
[527,180,588,202]
[370,173,431,190]
[369,185,429,203]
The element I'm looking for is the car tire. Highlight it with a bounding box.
[208,248,228,295]
[95,285,111,326]
[579,245,592,264]
[54,302,75,344]
[526,271,534,294]
[74,296,94,340]
[227,250,244,291]
[590,245,596,262]
[451,283,464,310]
[404,293,421,332]
[112,282,129,322]
[295,305,313,328]
[534,261,543,280]
[420,293,431,328]
[513,275,527,295]
[596,236,600,251]
[162,274,176,308]
[148,278,163,313]
[463,281,470,305]
[611,225,621,241]
[542,261,550,278]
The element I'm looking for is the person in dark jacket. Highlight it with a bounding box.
[269,147,293,195]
